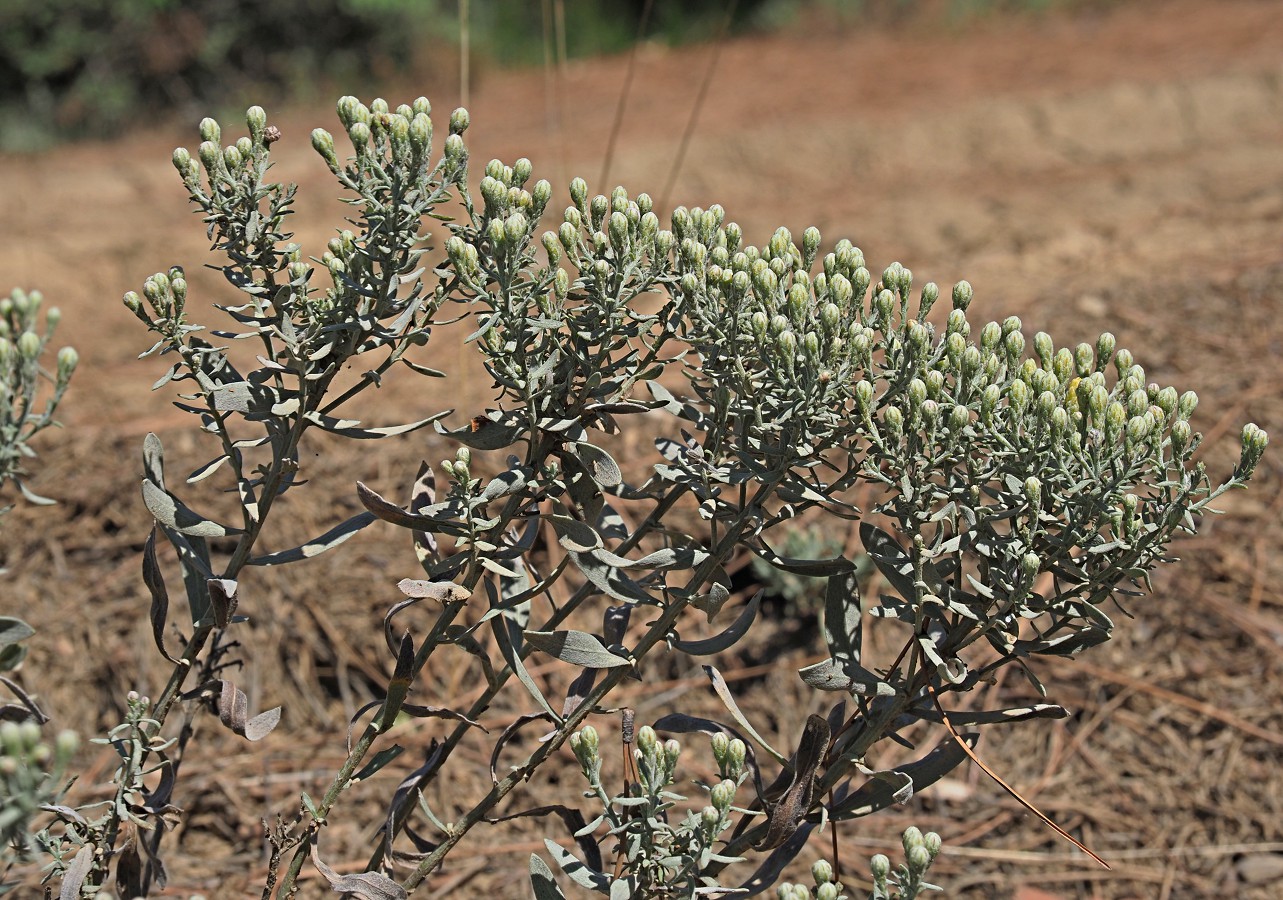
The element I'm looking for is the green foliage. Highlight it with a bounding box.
[0,0,429,149]
[0,288,76,509]
[3,92,1268,898]
[0,722,77,870]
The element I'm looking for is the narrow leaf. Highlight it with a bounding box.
[531,854,568,900]
[142,480,242,538]
[525,630,630,669]
[310,837,407,899]
[672,591,761,655]
[248,511,377,565]
[705,665,786,764]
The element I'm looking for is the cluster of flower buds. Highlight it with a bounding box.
[867,827,942,900]
[122,268,188,328]
[553,181,669,284]
[0,288,77,488]
[634,724,681,795]
[697,777,739,843]
[0,289,75,383]
[775,858,846,900]
[569,724,602,783]
[171,106,277,199]
[0,720,79,851]
[709,731,747,782]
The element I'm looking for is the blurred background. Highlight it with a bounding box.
[2,1,1282,897]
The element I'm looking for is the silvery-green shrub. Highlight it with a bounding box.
[10,97,1268,898]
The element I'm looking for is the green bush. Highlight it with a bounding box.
[1,95,1268,898]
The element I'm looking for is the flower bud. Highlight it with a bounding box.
[727,738,746,776]
[409,113,432,155]
[700,805,720,833]
[664,738,681,770]
[1113,346,1134,376]
[800,225,821,265]
[803,331,821,360]
[1004,329,1025,361]
[540,231,562,265]
[1008,379,1030,413]
[504,212,528,246]
[1032,331,1054,368]
[1052,348,1074,384]
[198,117,221,144]
[1239,423,1269,476]
[915,280,939,318]
[123,291,143,313]
[17,331,41,360]
[590,194,609,230]
[980,384,1000,422]
[1174,390,1198,422]
[511,156,532,186]
[171,146,195,179]
[1073,342,1094,377]
[1037,390,1057,422]
[348,122,371,155]
[853,380,875,414]
[952,280,973,311]
[554,268,569,299]
[563,178,587,214]
[370,97,389,117]
[197,140,222,175]
[608,210,629,251]
[874,288,895,323]
[1126,415,1151,448]
[1170,419,1192,456]
[816,884,837,900]
[222,144,242,170]
[531,179,552,213]
[449,107,470,134]
[710,779,736,812]
[907,844,932,873]
[883,405,904,438]
[486,217,507,248]
[710,731,730,764]
[907,378,927,410]
[556,221,579,254]
[870,854,891,880]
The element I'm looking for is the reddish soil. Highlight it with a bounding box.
[3,0,1282,897]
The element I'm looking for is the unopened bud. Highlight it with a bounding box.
[609,211,629,250]
[222,144,242,170]
[1126,415,1151,447]
[198,117,221,144]
[504,212,528,246]
[348,122,371,154]
[409,113,432,155]
[710,779,736,812]
[874,288,895,323]
[1177,390,1198,421]
[1239,423,1269,476]
[870,854,891,880]
[952,280,973,311]
[449,107,470,134]
[17,331,41,359]
[486,217,507,248]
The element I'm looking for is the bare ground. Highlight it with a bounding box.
[3,0,1283,897]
